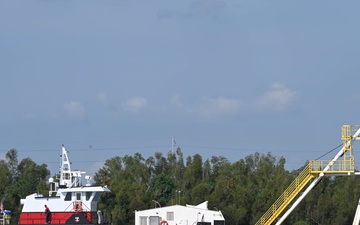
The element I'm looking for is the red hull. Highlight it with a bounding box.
[18,212,96,224]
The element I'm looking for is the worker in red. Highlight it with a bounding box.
[44,205,51,224]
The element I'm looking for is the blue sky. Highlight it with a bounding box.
[1,0,360,176]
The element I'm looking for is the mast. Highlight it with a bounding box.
[172,136,176,153]
[274,125,360,225]
[60,144,72,187]
[59,145,86,188]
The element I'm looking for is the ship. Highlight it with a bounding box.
[17,145,110,225]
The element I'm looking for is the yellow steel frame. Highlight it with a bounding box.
[310,159,354,173]
[342,125,353,171]
[255,125,356,225]
[255,163,317,225]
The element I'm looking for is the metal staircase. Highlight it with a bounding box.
[255,125,360,225]
[255,163,318,225]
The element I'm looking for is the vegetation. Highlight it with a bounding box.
[1,147,360,225]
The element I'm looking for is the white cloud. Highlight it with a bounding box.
[170,95,183,108]
[256,83,296,112]
[188,0,227,18]
[22,113,38,119]
[64,101,85,117]
[191,97,242,119]
[96,92,108,106]
[122,97,148,113]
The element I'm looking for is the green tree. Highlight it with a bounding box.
[94,156,123,223]
[175,147,185,182]
[0,160,11,200]
[151,174,175,206]
[5,148,18,184]
[101,154,152,225]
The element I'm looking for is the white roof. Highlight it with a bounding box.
[135,202,224,225]
[58,186,111,193]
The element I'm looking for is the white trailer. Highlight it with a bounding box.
[135,201,225,225]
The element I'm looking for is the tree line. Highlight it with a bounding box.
[1,147,360,225]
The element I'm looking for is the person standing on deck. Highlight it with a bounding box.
[44,205,51,224]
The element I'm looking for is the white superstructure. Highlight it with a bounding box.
[135,201,225,225]
[20,145,110,213]
[18,145,110,224]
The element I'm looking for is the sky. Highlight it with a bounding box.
[1,0,360,177]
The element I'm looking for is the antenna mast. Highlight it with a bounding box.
[172,136,176,153]
[60,145,72,187]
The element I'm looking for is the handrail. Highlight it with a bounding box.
[0,212,4,225]
[310,158,354,173]
[256,125,360,225]
[255,163,315,225]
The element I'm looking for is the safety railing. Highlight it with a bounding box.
[0,213,4,225]
[310,158,354,173]
[255,163,316,225]
[255,157,356,225]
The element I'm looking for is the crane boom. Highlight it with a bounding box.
[256,125,360,225]
[352,198,360,225]
[275,126,360,225]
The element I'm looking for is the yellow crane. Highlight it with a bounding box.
[255,125,360,225]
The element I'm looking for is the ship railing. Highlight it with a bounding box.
[310,158,354,174]
[0,212,4,225]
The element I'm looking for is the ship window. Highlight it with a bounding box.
[76,192,81,200]
[65,192,72,201]
[86,192,92,201]
[166,212,174,221]
[214,220,225,225]
[93,192,101,201]
[140,216,147,225]
[149,216,159,225]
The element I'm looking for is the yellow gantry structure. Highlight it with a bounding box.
[255,125,358,225]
